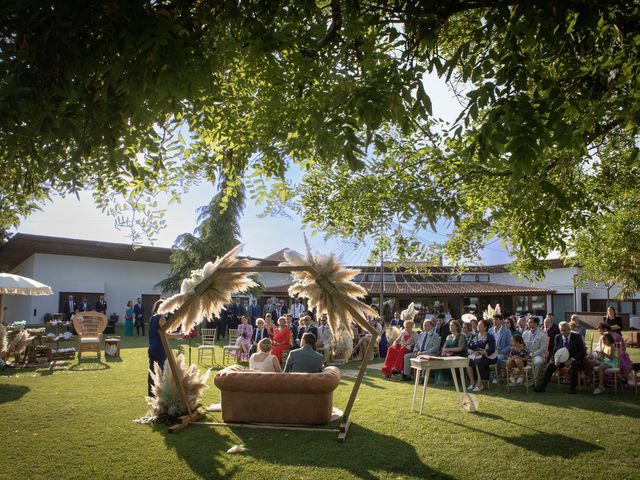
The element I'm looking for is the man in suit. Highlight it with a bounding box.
[248,318,269,355]
[77,297,91,312]
[134,298,145,335]
[434,314,450,348]
[402,319,440,380]
[296,315,318,348]
[315,314,333,363]
[523,316,548,378]
[284,333,324,373]
[63,295,76,323]
[390,311,403,328]
[290,298,305,323]
[95,295,107,315]
[543,314,560,359]
[262,298,274,317]
[273,300,287,320]
[489,314,512,382]
[231,298,243,330]
[249,299,261,326]
[534,321,586,393]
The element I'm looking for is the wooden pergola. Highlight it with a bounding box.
[159,264,378,442]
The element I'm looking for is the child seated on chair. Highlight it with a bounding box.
[506,334,528,385]
[235,316,253,360]
[593,332,619,395]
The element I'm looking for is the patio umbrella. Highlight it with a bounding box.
[0,273,53,323]
[461,313,477,323]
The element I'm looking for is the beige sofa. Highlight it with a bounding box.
[213,366,341,425]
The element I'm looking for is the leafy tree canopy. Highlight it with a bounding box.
[1,1,639,289]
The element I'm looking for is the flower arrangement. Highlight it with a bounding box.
[146,354,210,422]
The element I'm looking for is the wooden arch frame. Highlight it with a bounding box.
[159,264,379,441]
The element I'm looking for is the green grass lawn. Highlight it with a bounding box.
[1,328,639,480]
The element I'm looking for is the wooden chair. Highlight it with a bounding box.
[222,329,240,365]
[72,311,107,360]
[506,365,535,393]
[198,328,217,365]
[600,342,624,394]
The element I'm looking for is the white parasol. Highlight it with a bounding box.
[0,273,53,296]
[0,273,53,324]
[461,313,477,323]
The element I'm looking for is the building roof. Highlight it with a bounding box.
[263,281,554,296]
[260,248,288,264]
[0,233,172,270]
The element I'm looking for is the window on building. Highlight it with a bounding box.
[354,274,365,282]
[477,274,490,282]
[447,275,459,282]
[531,295,546,314]
[461,274,476,282]
[366,274,380,282]
[515,295,529,312]
[383,273,395,282]
[620,301,633,315]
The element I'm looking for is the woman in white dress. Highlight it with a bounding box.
[248,338,282,373]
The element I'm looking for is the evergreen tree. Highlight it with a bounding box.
[157,175,244,294]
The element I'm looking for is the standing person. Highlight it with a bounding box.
[262,298,274,317]
[77,297,91,312]
[273,301,287,319]
[95,295,107,316]
[543,314,559,359]
[147,299,186,397]
[124,300,135,337]
[231,298,243,330]
[249,299,262,326]
[603,306,623,332]
[134,298,145,336]
[534,321,586,394]
[290,298,305,324]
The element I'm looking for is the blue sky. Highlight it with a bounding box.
[15,73,512,265]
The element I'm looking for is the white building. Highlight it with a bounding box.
[1,234,638,326]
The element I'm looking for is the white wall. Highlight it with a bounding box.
[5,253,169,325]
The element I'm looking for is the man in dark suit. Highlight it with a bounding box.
[434,314,450,348]
[262,298,274,317]
[77,297,91,312]
[231,298,243,330]
[63,295,76,323]
[95,295,107,315]
[534,321,586,393]
[543,314,560,359]
[273,300,287,320]
[295,315,318,348]
[284,333,324,373]
[249,299,261,325]
[390,311,403,328]
[134,298,145,335]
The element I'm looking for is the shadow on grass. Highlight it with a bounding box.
[0,384,29,404]
[427,413,604,458]
[227,423,454,480]
[158,417,453,480]
[69,359,110,371]
[474,386,640,419]
[155,422,240,479]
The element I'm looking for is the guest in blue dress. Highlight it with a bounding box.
[379,320,388,358]
[466,319,496,392]
[148,299,186,397]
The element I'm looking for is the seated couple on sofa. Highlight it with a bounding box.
[249,332,324,373]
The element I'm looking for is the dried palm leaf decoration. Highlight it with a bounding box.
[483,304,502,322]
[0,323,7,358]
[7,330,31,358]
[158,244,257,331]
[401,302,418,324]
[146,354,210,419]
[279,238,376,337]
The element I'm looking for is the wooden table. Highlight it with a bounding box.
[410,355,470,415]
